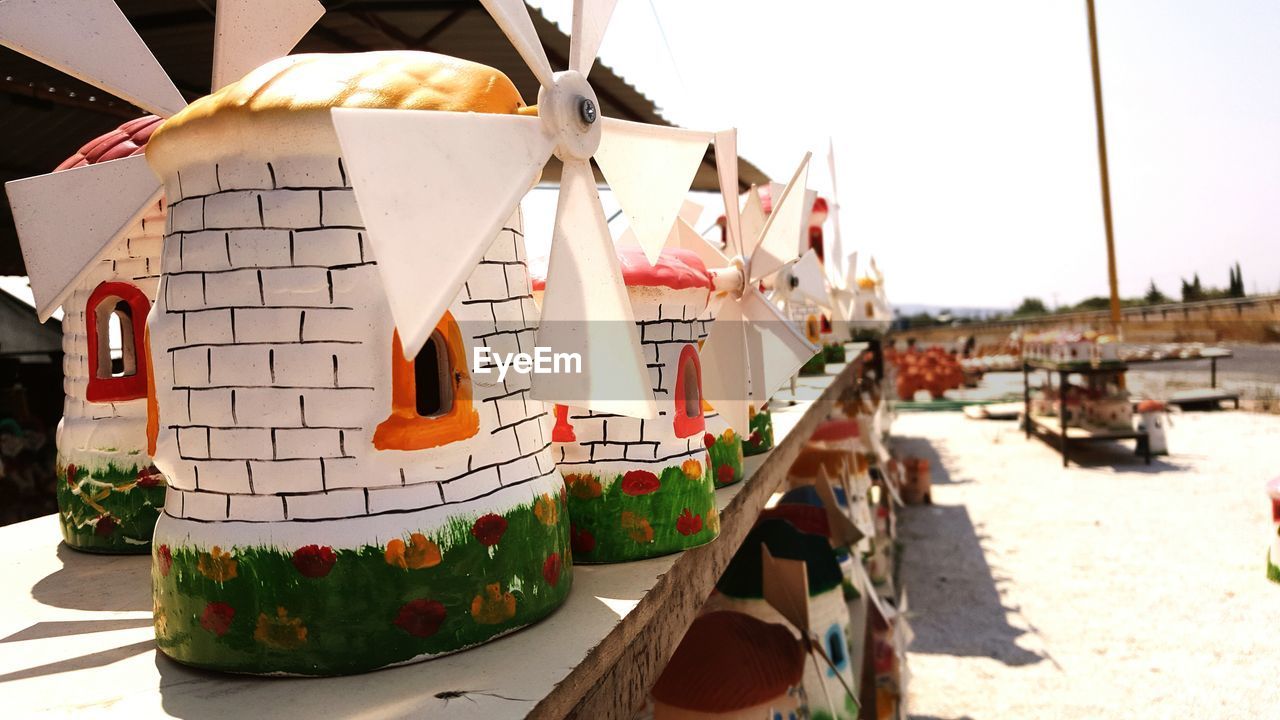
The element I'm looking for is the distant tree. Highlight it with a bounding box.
[1144,280,1168,304]
[1013,297,1048,317]
[1074,296,1113,312]
[1227,262,1245,298]
[1182,274,1206,302]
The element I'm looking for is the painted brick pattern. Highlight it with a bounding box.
[152,157,555,523]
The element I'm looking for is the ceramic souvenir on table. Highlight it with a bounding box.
[39,117,167,553]
[536,247,720,563]
[706,518,860,720]
[852,258,893,332]
[789,441,876,553]
[743,402,775,457]
[1134,400,1169,456]
[651,611,808,720]
[1,0,329,551]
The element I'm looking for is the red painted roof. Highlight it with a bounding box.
[55,115,163,172]
[530,245,714,292]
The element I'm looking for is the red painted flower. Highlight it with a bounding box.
[95,515,116,537]
[471,514,508,546]
[620,470,660,496]
[703,433,715,449]
[291,544,337,578]
[200,601,235,636]
[543,553,562,586]
[156,544,173,577]
[748,431,763,447]
[136,465,162,488]
[716,464,736,486]
[394,599,447,638]
[570,524,596,554]
[676,509,703,536]
[65,463,78,487]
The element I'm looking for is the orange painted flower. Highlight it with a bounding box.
[196,546,238,582]
[533,493,558,526]
[621,511,655,544]
[721,428,736,443]
[621,470,660,496]
[385,533,442,570]
[470,583,517,624]
[681,459,703,480]
[565,473,602,500]
[254,606,307,649]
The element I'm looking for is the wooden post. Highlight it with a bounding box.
[1085,0,1122,333]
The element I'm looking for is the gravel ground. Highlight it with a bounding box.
[893,410,1280,719]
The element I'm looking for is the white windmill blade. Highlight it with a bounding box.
[825,138,846,289]
[0,0,186,118]
[741,286,817,402]
[532,160,658,419]
[570,0,619,77]
[212,0,325,91]
[699,298,751,435]
[678,199,703,226]
[670,218,730,273]
[594,118,711,266]
[5,156,162,322]
[479,0,555,87]
[787,249,831,310]
[331,108,553,358]
[714,129,744,258]
[761,545,811,634]
[738,186,767,259]
[748,153,811,282]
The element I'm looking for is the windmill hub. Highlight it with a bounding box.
[539,70,602,161]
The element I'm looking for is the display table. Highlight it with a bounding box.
[1022,359,1150,467]
[0,347,865,719]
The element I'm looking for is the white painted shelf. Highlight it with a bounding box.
[0,349,864,719]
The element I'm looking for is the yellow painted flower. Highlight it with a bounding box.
[565,473,602,500]
[254,606,307,649]
[681,459,703,480]
[620,511,655,544]
[384,533,442,570]
[706,505,721,534]
[721,428,736,443]
[533,493,558,526]
[470,583,517,624]
[196,546,238,582]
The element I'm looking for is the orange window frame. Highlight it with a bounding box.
[552,404,576,442]
[373,312,479,451]
[85,281,150,403]
[672,344,705,438]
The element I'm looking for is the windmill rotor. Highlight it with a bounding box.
[331,0,713,420]
[0,0,325,321]
[689,130,819,436]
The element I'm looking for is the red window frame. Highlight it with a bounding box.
[552,404,576,442]
[85,281,150,403]
[672,344,705,438]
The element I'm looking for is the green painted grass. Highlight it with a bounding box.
[707,430,744,487]
[744,409,775,457]
[153,492,572,675]
[56,460,163,553]
[799,352,828,376]
[1268,549,1280,584]
[564,461,718,564]
[823,343,847,363]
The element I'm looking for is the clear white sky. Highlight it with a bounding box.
[525,0,1280,310]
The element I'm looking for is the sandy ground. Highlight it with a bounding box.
[893,409,1280,720]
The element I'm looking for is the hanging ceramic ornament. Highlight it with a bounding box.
[537,247,719,562]
[39,116,167,553]
[1,0,325,553]
[706,518,860,720]
[650,611,808,720]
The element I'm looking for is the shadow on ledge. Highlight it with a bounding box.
[30,543,152,612]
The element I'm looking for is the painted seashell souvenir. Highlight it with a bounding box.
[144,52,571,675]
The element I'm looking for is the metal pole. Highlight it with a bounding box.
[1085,0,1122,332]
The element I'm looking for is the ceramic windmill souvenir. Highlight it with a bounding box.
[330,0,714,422]
[774,246,835,376]
[674,131,820,443]
[651,611,809,720]
[706,518,860,720]
[803,196,846,364]
[536,247,720,563]
[822,139,860,344]
[1267,475,1280,583]
[853,258,893,331]
[0,0,324,552]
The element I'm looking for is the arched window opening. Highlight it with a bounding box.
[824,625,847,676]
[672,345,705,438]
[86,282,149,402]
[805,315,821,344]
[374,313,479,452]
[864,301,874,319]
[414,330,453,418]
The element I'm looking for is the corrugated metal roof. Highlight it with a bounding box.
[0,0,769,276]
